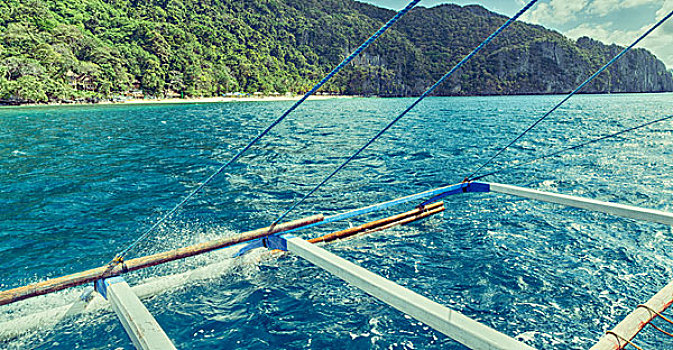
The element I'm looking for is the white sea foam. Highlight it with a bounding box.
[0,229,275,343]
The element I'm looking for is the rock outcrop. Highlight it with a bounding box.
[1,0,671,102]
[338,3,673,96]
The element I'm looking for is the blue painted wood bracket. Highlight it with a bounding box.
[94,276,125,300]
[232,182,478,258]
[234,234,295,257]
[233,238,265,257]
[418,182,490,207]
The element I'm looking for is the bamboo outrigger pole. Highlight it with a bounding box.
[590,280,673,350]
[309,201,445,244]
[0,204,448,341]
[0,214,323,307]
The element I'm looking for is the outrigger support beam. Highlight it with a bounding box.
[95,277,176,350]
[281,235,536,350]
[0,204,448,341]
[484,182,673,226]
[236,201,446,256]
[309,201,446,244]
[590,279,673,350]
[0,214,324,306]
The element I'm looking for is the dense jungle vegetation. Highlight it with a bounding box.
[0,0,671,103]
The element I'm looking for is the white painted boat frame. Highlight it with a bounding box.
[485,182,673,226]
[475,182,673,349]
[283,235,535,350]
[4,181,672,349]
[0,248,251,341]
[590,279,673,350]
[95,277,176,350]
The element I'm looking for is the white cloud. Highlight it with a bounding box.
[565,4,673,69]
[524,0,666,24]
[589,0,667,16]
[655,0,673,19]
[565,23,638,45]
[525,0,673,67]
[625,0,667,8]
[649,1,673,67]
[589,0,621,16]
[521,0,590,25]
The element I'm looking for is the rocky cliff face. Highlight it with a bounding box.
[335,3,673,96]
[575,37,673,93]
[1,0,670,102]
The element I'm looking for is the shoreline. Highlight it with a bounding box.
[2,91,672,108]
[0,95,358,108]
[107,94,357,105]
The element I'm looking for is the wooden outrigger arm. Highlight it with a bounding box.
[590,280,673,350]
[5,179,673,348]
[0,203,446,341]
[487,182,673,226]
[0,199,448,308]
[310,200,445,244]
[0,214,324,306]
[470,182,673,349]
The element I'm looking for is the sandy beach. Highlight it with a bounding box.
[0,94,358,108]
[104,94,356,105]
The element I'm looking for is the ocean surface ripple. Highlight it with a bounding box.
[1,93,673,349]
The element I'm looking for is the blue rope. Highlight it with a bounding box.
[234,182,486,257]
[112,0,421,262]
[235,182,473,256]
[465,9,673,181]
[272,0,539,225]
[470,114,673,181]
[274,182,469,235]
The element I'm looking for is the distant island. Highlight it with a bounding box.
[1,0,672,105]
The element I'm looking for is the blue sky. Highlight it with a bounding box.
[359,1,673,68]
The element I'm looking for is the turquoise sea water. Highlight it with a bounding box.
[1,94,673,349]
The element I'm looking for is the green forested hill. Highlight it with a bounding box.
[0,0,671,103]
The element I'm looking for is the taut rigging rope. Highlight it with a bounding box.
[470,114,673,181]
[271,0,540,226]
[465,9,673,182]
[111,0,422,263]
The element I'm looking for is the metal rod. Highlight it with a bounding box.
[486,182,673,226]
[590,280,673,350]
[0,214,323,306]
[285,235,536,350]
